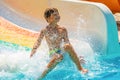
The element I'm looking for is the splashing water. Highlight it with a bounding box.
[0,39,120,80]
[0,0,119,79]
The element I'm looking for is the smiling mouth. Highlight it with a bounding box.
[55,17,60,20]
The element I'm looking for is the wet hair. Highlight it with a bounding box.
[44,8,59,21]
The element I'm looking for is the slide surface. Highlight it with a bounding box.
[87,0,120,13]
[0,0,120,57]
[0,0,120,80]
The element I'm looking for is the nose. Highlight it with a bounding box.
[55,15,60,20]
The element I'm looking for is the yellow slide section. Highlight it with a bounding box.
[0,17,39,48]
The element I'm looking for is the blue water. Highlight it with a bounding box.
[0,40,120,80]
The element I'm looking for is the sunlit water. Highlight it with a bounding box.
[0,40,120,80]
[0,0,120,79]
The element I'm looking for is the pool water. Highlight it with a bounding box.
[0,40,120,80]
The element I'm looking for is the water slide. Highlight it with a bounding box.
[87,0,120,13]
[0,0,120,80]
[1,0,120,58]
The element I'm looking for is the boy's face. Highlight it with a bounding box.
[47,11,60,23]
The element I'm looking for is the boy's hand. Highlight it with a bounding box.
[30,50,36,58]
[30,54,32,58]
[81,68,88,74]
[30,52,34,58]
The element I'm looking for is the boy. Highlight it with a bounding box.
[30,8,88,79]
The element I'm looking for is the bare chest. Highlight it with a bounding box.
[45,29,63,41]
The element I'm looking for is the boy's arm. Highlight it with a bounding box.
[63,28,73,51]
[30,29,45,57]
[63,28,70,44]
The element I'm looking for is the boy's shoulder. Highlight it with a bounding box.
[42,25,67,32]
[58,26,67,31]
[39,28,46,34]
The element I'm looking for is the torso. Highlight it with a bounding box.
[43,25,65,51]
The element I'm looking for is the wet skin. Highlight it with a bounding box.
[30,8,88,80]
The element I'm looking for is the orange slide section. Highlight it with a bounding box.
[4,0,49,20]
[87,0,120,13]
[4,0,120,20]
